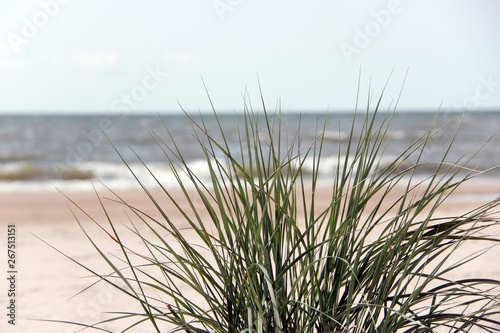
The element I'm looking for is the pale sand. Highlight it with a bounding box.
[1,179,499,333]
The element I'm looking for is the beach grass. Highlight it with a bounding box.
[51,88,500,332]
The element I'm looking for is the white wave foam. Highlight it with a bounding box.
[0,159,217,193]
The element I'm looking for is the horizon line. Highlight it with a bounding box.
[0,107,499,117]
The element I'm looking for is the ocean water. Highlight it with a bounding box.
[0,111,499,192]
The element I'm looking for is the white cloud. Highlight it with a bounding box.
[77,53,117,68]
[163,50,197,65]
[0,58,21,71]
[0,41,23,70]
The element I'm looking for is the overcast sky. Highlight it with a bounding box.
[0,0,499,114]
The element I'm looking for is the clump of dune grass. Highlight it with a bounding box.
[53,87,500,332]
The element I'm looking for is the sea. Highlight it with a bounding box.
[0,111,499,192]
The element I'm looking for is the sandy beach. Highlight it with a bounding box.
[1,178,499,333]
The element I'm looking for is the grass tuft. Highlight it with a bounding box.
[57,89,500,332]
